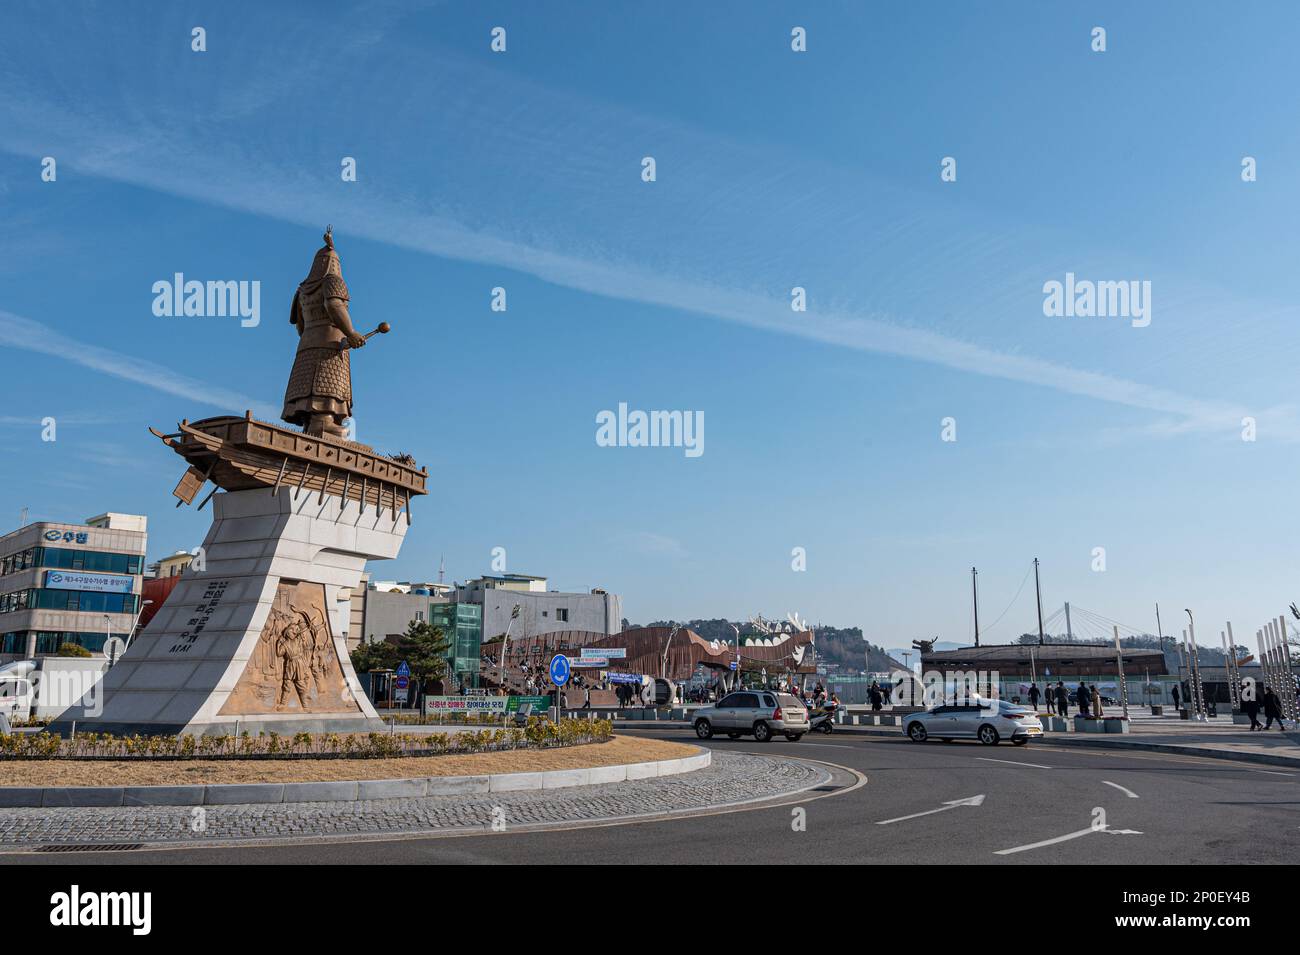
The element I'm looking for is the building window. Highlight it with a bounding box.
[556,608,569,622]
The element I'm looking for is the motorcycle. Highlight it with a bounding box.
[809,700,839,734]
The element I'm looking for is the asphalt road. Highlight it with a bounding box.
[11,728,1299,864]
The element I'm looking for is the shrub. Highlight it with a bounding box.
[0,717,611,761]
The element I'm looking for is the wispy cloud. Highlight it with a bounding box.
[0,309,276,420]
[625,531,688,558]
[0,10,1287,438]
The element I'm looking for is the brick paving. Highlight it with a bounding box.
[0,752,827,847]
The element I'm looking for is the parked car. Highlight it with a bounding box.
[693,690,809,742]
[903,698,1043,746]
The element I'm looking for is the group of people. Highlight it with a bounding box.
[1240,684,1289,731]
[1026,680,1105,718]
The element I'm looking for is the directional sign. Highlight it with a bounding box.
[395,660,411,677]
[549,654,571,687]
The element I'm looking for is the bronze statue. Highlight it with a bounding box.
[282,228,388,438]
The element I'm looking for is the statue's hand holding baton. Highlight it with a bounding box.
[340,322,391,351]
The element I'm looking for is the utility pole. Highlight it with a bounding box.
[971,567,980,648]
[1034,558,1045,646]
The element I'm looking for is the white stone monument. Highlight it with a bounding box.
[56,484,407,735]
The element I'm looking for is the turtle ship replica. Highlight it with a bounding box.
[55,228,425,736]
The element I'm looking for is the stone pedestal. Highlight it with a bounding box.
[53,486,406,736]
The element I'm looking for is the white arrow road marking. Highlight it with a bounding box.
[875,794,985,826]
[1102,780,1139,798]
[995,824,1143,856]
[975,757,1052,769]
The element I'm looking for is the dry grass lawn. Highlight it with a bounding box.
[0,735,698,787]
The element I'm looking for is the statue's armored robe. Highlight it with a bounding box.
[282,272,353,426]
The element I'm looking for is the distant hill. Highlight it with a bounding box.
[637,618,908,673]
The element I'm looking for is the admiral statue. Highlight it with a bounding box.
[282,227,388,438]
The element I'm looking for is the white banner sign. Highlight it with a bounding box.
[423,696,508,715]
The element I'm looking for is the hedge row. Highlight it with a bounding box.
[0,717,613,760]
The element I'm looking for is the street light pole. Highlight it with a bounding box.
[661,622,681,679]
[1033,558,1045,646]
[1185,609,1207,721]
[498,604,521,671]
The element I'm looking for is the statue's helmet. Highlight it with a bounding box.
[304,225,342,281]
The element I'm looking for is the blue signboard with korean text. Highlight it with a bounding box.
[44,570,134,594]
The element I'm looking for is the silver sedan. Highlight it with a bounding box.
[903,699,1044,746]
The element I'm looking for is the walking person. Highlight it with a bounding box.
[1076,683,1091,718]
[1044,685,1055,715]
[869,682,883,712]
[1028,682,1041,711]
[1091,684,1103,719]
[1242,686,1262,731]
[1263,685,1288,731]
[1171,683,1181,711]
[1055,681,1069,718]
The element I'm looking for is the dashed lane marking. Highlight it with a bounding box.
[975,757,1052,770]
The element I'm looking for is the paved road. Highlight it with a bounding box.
[9,728,1298,864]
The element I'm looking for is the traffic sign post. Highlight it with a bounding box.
[394,660,412,707]
[549,654,570,723]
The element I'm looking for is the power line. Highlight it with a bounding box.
[977,562,1035,639]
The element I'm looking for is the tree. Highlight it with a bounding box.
[349,638,397,674]
[57,643,92,658]
[395,619,451,690]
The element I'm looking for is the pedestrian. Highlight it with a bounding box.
[1075,683,1090,718]
[1028,682,1040,711]
[1044,685,1055,715]
[869,682,883,712]
[1242,687,1262,731]
[1171,683,1181,711]
[1055,681,1069,718]
[1263,686,1287,731]
[1091,684,1103,719]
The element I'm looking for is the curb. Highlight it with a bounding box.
[0,748,712,808]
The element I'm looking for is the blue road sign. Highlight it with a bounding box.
[396,660,411,677]
[729,661,738,671]
[549,654,571,687]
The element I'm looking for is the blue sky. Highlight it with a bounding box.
[1,1,1298,650]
